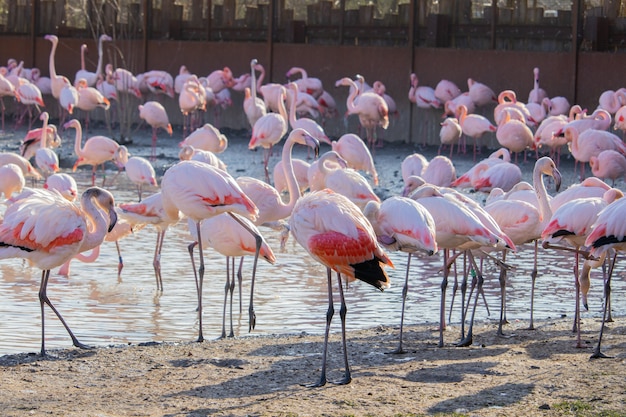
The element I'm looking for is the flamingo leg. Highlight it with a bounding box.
[38,269,91,356]
[237,256,244,315]
[497,250,513,337]
[195,221,205,342]
[457,252,483,347]
[527,240,539,330]
[305,267,333,387]
[334,272,352,385]
[153,230,165,291]
[227,212,261,332]
[151,127,157,161]
[591,250,617,359]
[220,256,232,339]
[115,240,123,278]
[389,253,412,354]
[439,249,451,347]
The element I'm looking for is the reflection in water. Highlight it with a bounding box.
[0,170,625,356]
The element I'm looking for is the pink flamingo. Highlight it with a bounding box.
[205,67,235,95]
[546,96,571,116]
[249,88,288,182]
[528,67,548,104]
[471,160,522,192]
[317,159,380,211]
[289,188,394,386]
[307,150,348,192]
[331,133,378,185]
[179,122,228,154]
[20,115,61,161]
[34,112,59,177]
[287,82,331,145]
[243,59,267,130]
[239,128,320,228]
[161,160,259,342]
[0,71,15,131]
[597,88,626,115]
[585,196,626,358]
[408,73,440,109]
[551,176,611,211]
[187,213,276,337]
[434,79,462,104]
[451,147,510,189]
[542,188,623,347]
[456,104,497,159]
[422,155,456,188]
[123,153,158,202]
[174,65,193,94]
[554,108,612,137]
[589,150,626,185]
[439,117,462,157]
[178,75,206,136]
[118,192,176,291]
[0,152,42,182]
[565,127,626,179]
[467,78,497,107]
[272,157,310,194]
[485,157,561,330]
[74,34,112,87]
[335,76,389,150]
[138,101,173,160]
[44,172,78,202]
[14,79,46,129]
[364,196,437,353]
[0,163,25,199]
[44,34,71,101]
[178,145,227,171]
[75,78,110,131]
[64,119,128,186]
[0,187,117,356]
[286,66,324,99]
[496,110,535,163]
[137,70,175,99]
[401,152,428,182]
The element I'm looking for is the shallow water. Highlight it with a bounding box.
[0,130,624,356]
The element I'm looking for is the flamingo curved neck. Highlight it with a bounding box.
[71,122,85,158]
[345,79,359,114]
[533,165,552,223]
[48,38,58,78]
[79,195,110,253]
[288,85,299,128]
[40,113,49,149]
[95,37,106,77]
[250,61,258,100]
[280,135,304,216]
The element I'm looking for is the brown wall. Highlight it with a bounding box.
[0,36,623,146]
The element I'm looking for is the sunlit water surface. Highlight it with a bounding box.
[0,142,625,356]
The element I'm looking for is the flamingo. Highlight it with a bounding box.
[542,188,623,348]
[364,196,437,353]
[0,163,25,199]
[439,116,463,157]
[401,152,428,182]
[74,34,112,87]
[286,66,324,98]
[496,110,535,163]
[335,76,389,150]
[597,88,626,115]
[565,127,626,179]
[470,159,522,192]
[589,150,626,185]
[64,119,128,186]
[178,145,227,171]
[44,172,78,202]
[484,157,561,330]
[287,82,331,146]
[138,101,173,160]
[0,152,42,181]
[0,71,15,130]
[494,90,534,127]
[307,150,348,192]
[122,152,158,202]
[546,96,571,116]
[238,128,320,228]
[331,133,378,185]
[585,196,626,358]
[249,88,288,182]
[554,108,612,137]
[404,184,503,347]
[44,34,72,100]
[243,59,267,130]
[118,192,177,291]
[456,104,497,159]
[272,157,310,194]
[160,159,260,342]
[31,68,52,96]
[20,115,61,161]
[289,188,393,386]
[450,147,511,189]
[434,79,462,104]
[528,67,548,104]
[422,155,456,188]
[174,65,193,94]
[467,78,497,107]
[112,67,142,98]
[187,213,276,338]
[75,78,110,131]
[179,122,228,154]
[0,187,117,356]
[178,75,206,136]
[34,112,59,177]
[204,67,235,95]
[317,159,380,211]
[59,81,79,123]
[14,79,46,129]
[408,73,440,109]
[137,70,175,99]
[551,176,611,211]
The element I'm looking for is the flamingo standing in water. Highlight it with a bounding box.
[34,112,59,178]
[138,101,173,160]
[364,196,437,353]
[64,119,129,186]
[74,34,112,87]
[160,160,259,342]
[243,59,266,130]
[331,133,378,185]
[290,188,394,386]
[0,187,117,356]
[180,122,228,154]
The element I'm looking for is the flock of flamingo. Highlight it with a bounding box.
[1,33,626,386]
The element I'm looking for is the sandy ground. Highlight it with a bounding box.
[1,118,626,416]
